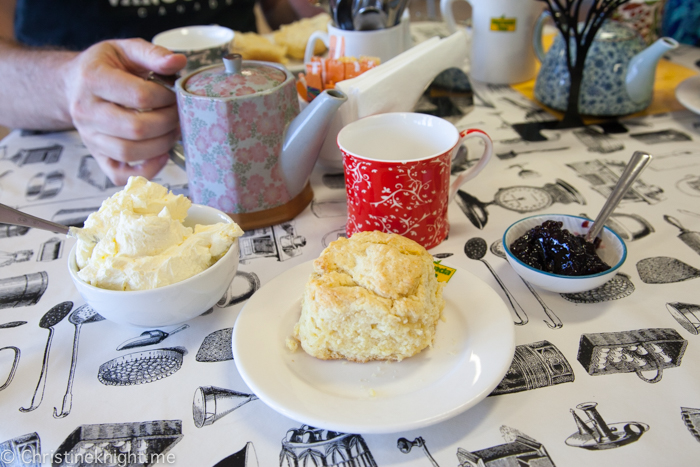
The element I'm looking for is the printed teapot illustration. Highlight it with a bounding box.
[157,54,347,230]
[533,16,678,116]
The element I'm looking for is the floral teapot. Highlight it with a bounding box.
[533,17,678,116]
[173,54,347,230]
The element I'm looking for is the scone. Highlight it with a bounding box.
[293,231,444,362]
[273,13,330,60]
[232,31,289,64]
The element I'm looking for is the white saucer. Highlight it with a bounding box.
[232,260,515,434]
[676,75,700,115]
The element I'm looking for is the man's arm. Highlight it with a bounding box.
[260,0,325,30]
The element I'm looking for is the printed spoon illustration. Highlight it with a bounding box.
[54,305,105,419]
[490,239,563,329]
[20,301,73,413]
[117,324,189,351]
[464,238,528,326]
[0,321,27,329]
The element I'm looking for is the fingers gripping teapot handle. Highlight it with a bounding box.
[448,129,493,204]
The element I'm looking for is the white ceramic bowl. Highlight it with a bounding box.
[503,214,627,294]
[68,204,240,327]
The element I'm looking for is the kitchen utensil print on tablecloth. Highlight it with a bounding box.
[567,159,665,204]
[214,442,258,467]
[456,426,556,467]
[3,144,62,166]
[456,179,586,229]
[0,432,41,467]
[196,328,233,362]
[193,386,258,428]
[0,320,26,328]
[501,96,557,123]
[54,305,104,419]
[508,163,541,179]
[636,257,700,283]
[397,437,439,466]
[490,239,563,329]
[117,324,188,351]
[310,199,347,218]
[676,174,700,197]
[561,272,636,304]
[51,206,100,227]
[216,271,261,308]
[667,302,700,335]
[0,271,48,310]
[496,146,570,161]
[681,407,700,443]
[580,211,654,242]
[322,226,347,248]
[566,401,649,450]
[465,237,528,326]
[97,347,186,386]
[78,155,117,191]
[20,300,73,413]
[54,420,183,465]
[490,340,574,396]
[321,173,345,189]
[630,128,692,144]
[0,249,32,267]
[572,127,625,153]
[37,237,64,262]
[664,215,700,255]
[238,223,306,264]
[26,170,64,201]
[0,222,30,239]
[0,346,20,391]
[280,425,377,467]
[577,328,687,384]
[649,149,700,171]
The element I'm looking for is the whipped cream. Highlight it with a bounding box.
[75,176,243,291]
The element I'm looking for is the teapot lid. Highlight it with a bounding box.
[184,54,288,97]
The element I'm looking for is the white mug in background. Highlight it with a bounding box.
[303,14,410,64]
[153,25,235,75]
[440,0,543,84]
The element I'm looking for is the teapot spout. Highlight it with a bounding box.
[626,37,679,104]
[280,89,348,199]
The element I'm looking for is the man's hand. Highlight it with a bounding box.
[62,39,186,185]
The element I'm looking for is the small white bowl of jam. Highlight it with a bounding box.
[503,214,627,294]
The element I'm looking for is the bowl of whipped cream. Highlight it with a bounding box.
[68,176,243,327]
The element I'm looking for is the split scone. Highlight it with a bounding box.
[293,231,444,362]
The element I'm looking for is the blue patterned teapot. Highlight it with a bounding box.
[533,18,678,117]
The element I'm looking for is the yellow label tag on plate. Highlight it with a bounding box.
[491,16,517,32]
[434,261,457,283]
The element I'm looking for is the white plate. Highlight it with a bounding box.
[676,75,700,115]
[232,261,515,434]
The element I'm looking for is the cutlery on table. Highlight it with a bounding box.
[20,301,73,413]
[464,237,528,326]
[54,305,105,419]
[353,0,387,30]
[490,239,563,329]
[334,0,355,30]
[117,324,189,351]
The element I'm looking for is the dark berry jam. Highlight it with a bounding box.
[509,220,611,276]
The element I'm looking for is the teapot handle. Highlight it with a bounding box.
[533,10,550,63]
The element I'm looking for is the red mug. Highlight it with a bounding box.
[337,112,493,250]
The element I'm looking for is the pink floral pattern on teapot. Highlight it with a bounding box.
[177,67,299,214]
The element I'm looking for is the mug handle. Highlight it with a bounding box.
[448,129,493,203]
[440,0,472,34]
[304,31,330,64]
[533,11,550,62]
